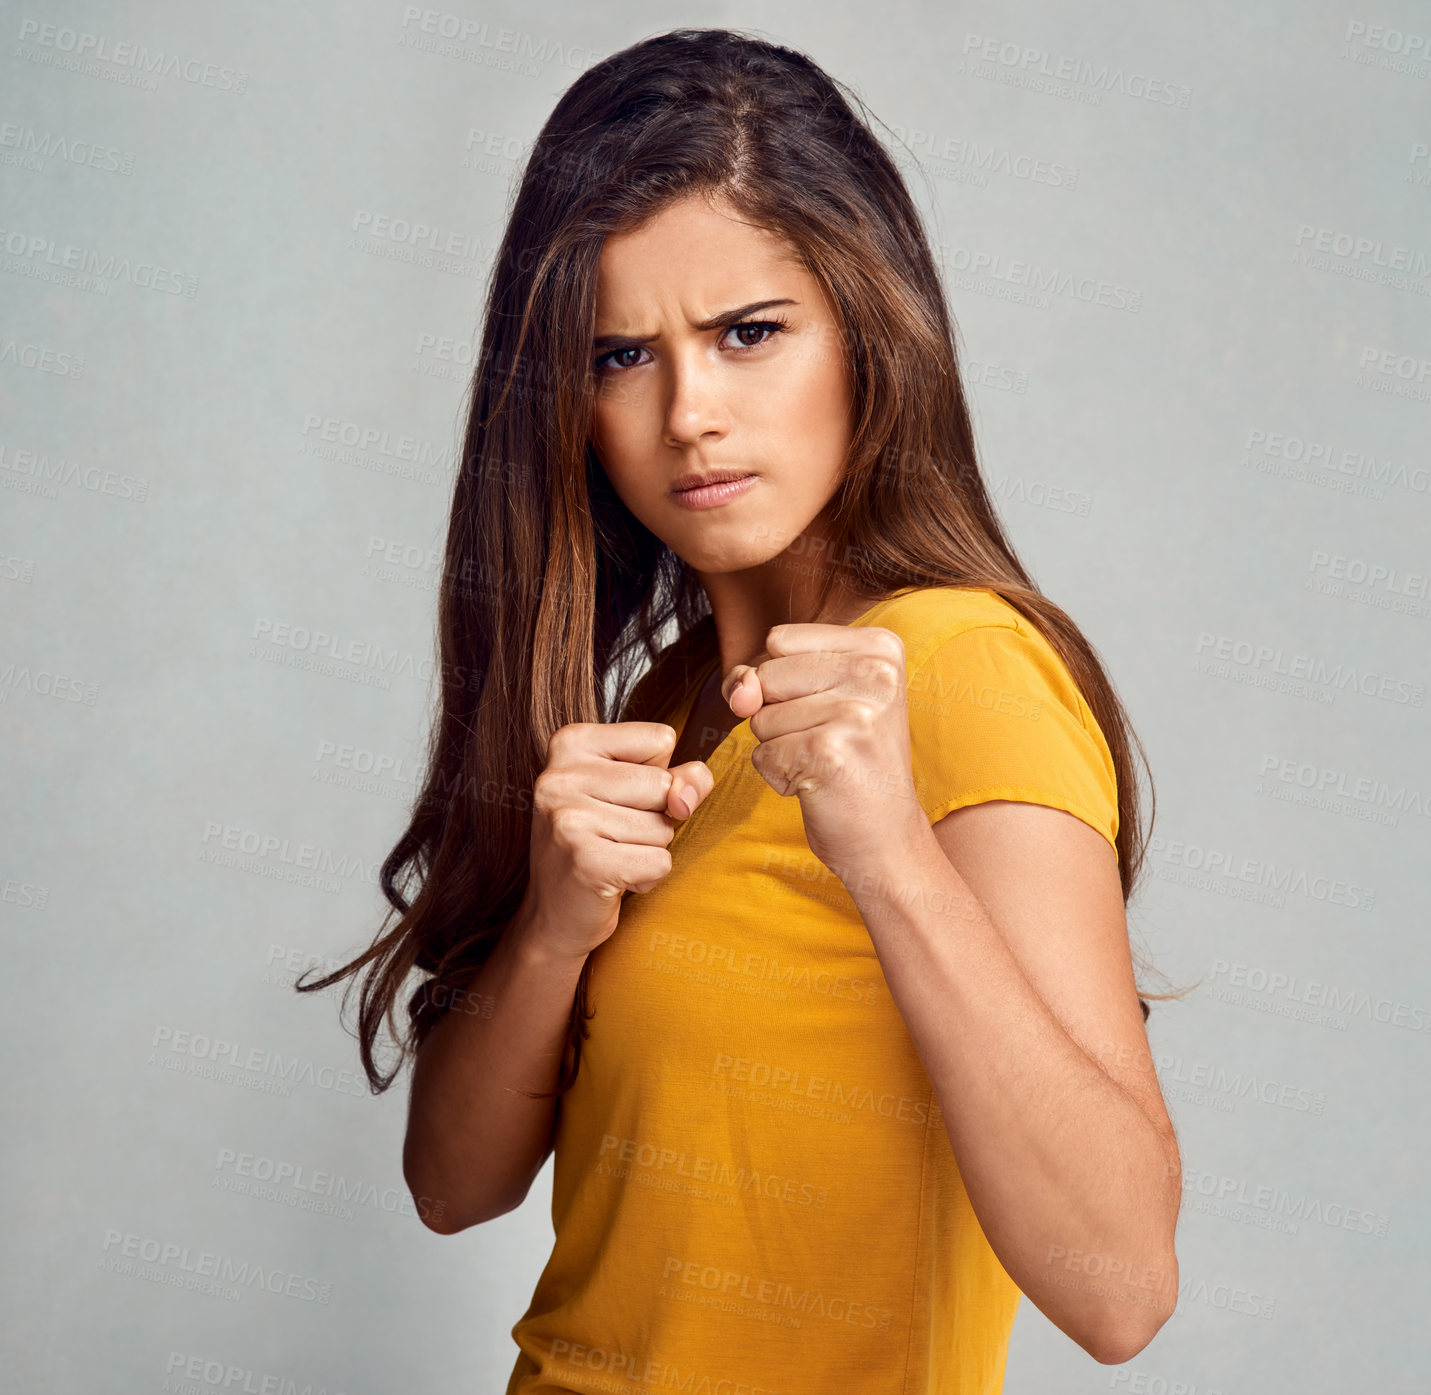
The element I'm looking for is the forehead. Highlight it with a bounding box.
[594,196,805,319]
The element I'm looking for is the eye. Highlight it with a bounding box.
[594,345,648,374]
[722,317,790,351]
[592,317,791,375]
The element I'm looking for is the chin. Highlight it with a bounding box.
[667,540,780,574]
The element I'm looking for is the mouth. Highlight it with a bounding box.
[669,469,757,495]
[669,471,759,511]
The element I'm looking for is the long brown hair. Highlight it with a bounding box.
[297,27,1183,1094]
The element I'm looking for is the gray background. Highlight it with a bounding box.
[3,1,1428,1390]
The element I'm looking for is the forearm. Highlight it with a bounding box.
[841,831,1180,1358]
[403,901,588,1234]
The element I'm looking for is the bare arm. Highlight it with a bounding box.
[401,718,715,1237]
[843,802,1181,1365]
[402,899,588,1235]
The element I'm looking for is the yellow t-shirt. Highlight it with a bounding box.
[506,585,1119,1395]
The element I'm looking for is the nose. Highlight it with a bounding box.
[662,346,729,448]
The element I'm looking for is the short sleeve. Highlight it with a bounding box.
[904,620,1120,857]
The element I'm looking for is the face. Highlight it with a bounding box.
[589,193,855,588]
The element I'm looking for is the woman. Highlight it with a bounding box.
[300,27,1183,1393]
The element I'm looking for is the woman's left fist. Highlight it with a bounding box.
[723,622,924,876]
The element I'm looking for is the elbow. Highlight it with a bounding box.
[1084,1315,1166,1368]
[1083,1256,1180,1366]
[402,1152,528,1235]
[403,1149,471,1236]
[412,1188,466,1235]
[407,1183,502,1236]
[404,1163,461,1235]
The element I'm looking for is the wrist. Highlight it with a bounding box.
[832,816,938,893]
[508,898,591,976]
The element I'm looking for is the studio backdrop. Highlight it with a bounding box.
[3,2,1427,1392]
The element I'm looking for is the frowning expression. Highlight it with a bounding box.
[589,193,855,576]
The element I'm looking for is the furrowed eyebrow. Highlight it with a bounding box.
[592,298,798,352]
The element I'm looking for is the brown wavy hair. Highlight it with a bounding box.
[297,26,1183,1094]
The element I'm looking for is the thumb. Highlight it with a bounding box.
[666,759,715,820]
[722,664,764,719]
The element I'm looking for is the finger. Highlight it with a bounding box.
[743,689,846,743]
[665,759,715,820]
[561,753,714,821]
[749,646,903,707]
[582,801,684,849]
[721,663,766,719]
[763,620,900,657]
[552,721,679,770]
[552,754,687,814]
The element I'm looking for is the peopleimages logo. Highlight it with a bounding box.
[958,32,1193,107]
[710,1054,930,1125]
[1182,1167,1389,1238]
[1192,631,1425,707]
[15,19,250,92]
[1209,958,1431,1034]
[1308,550,1431,594]
[0,225,198,295]
[1256,751,1431,824]
[164,1353,346,1395]
[0,438,149,501]
[199,819,382,888]
[99,1229,331,1304]
[660,1254,895,1333]
[150,1025,368,1099]
[1344,20,1431,57]
[397,7,599,72]
[0,120,137,175]
[1150,835,1375,911]
[597,1134,830,1211]
[212,1147,438,1225]
[1243,425,1430,496]
[1294,223,1431,274]
[933,237,1142,312]
[1154,1053,1326,1116]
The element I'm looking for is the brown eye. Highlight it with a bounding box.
[594,345,649,374]
[724,319,787,350]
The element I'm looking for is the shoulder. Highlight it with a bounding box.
[856,584,1030,670]
[859,586,1119,853]
[859,586,1087,715]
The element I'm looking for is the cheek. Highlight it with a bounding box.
[590,398,634,473]
[590,399,657,516]
[800,329,854,424]
[766,345,852,479]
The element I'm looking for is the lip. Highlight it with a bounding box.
[670,468,756,493]
[669,473,758,510]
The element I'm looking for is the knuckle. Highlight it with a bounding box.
[547,804,583,843]
[568,840,602,881]
[532,766,570,806]
[873,628,905,661]
[546,724,581,762]
[848,699,879,730]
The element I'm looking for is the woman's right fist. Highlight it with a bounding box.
[518,722,714,962]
